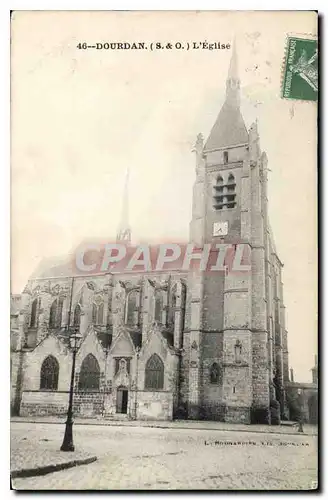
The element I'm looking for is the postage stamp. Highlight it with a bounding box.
[282,36,318,101]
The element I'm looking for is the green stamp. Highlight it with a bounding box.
[282,36,318,101]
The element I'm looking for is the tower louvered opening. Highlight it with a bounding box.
[213,173,237,210]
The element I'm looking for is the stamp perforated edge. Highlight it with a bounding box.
[281,32,318,103]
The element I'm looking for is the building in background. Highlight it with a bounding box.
[286,356,318,424]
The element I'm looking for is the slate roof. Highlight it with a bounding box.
[204,101,248,151]
[94,328,113,350]
[129,331,143,349]
[161,329,174,347]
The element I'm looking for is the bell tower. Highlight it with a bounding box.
[185,43,271,423]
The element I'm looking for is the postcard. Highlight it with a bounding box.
[11,10,318,491]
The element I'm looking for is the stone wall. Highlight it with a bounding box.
[137,391,173,420]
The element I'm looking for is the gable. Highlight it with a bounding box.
[140,327,170,361]
[30,333,67,358]
[77,327,106,365]
[111,332,134,356]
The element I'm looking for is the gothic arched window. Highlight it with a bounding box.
[145,354,164,390]
[49,297,64,329]
[154,290,163,323]
[92,301,104,326]
[30,298,38,327]
[210,362,220,384]
[57,297,64,327]
[223,151,229,164]
[98,302,104,324]
[49,300,57,328]
[40,355,59,390]
[125,290,138,326]
[73,303,81,327]
[78,354,100,391]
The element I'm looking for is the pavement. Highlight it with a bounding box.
[11,415,318,436]
[11,421,318,490]
[11,427,97,478]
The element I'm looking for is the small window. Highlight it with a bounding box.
[40,355,59,390]
[223,151,229,164]
[234,340,242,363]
[210,362,221,384]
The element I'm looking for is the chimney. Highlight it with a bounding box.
[290,368,294,382]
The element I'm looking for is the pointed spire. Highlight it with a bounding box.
[116,167,131,244]
[204,39,247,151]
[226,37,240,107]
[228,38,239,81]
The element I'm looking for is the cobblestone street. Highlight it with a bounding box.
[11,422,318,490]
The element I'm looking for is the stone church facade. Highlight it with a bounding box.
[11,46,289,424]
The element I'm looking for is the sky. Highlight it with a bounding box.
[11,10,317,381]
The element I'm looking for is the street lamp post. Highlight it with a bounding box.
[60,328,83,452]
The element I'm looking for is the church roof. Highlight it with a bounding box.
[204,102,248,151]
[161,329,174,347]
[94,328,113,350]
[129,331,143,349]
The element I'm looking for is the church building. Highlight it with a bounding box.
[11,46,289,424]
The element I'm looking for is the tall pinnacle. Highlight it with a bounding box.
[116,167,131,244]
[226,38,240,107]
[228,39,239,81]
[204,40,247,151]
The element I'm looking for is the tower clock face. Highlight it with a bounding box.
[213,221,228,237]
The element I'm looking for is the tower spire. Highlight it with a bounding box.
[226,38,240,107]
[116,167,131,244]
[204,38,247,151]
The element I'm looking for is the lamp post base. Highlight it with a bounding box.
[60,419,75,452]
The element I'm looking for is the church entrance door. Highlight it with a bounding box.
[116,387,128,414]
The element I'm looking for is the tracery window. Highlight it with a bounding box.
[145,354,164,390]
[154,290,164,323]
[49,297,64,328]
[40,355,59,390]
[92,301,104,325]
[125,290,138,326]
[78,354,100,391]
